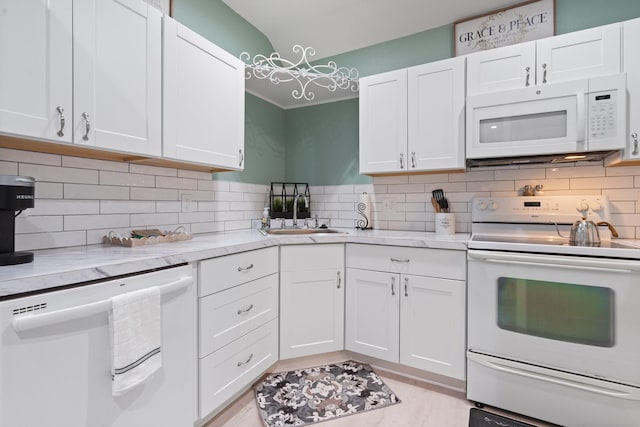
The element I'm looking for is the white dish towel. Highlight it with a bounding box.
[109,286,162,396]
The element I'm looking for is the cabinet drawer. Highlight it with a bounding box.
[280,244,344,272]
[199,247,278,296]
[199,318,278,418]
[199,273,278,358]
[346,244,466,280]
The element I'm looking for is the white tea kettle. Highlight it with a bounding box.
[569,216,619,246]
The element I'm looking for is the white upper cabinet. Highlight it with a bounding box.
[358,69,408,174]
[359,57,466,174]
[0,0,73,143]
[73,0,162,156]
[408,57,466,171]
[163,16,245,170]
[468,23,621,95]
[0,0,162,156]
[607,17,640,164]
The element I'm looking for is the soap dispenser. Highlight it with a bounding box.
[261,207,270,230]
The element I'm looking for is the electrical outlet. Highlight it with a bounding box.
[382,198,395,212]
[181,194,194,212]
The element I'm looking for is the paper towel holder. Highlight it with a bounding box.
[356,192,372,230]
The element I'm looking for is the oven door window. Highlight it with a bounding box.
[497,277,614,347]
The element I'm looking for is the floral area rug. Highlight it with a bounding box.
[255,360,400,426]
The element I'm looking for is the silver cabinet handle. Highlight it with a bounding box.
[81,112,90,141]
[391,276,396,296]
[237,304,254,315]
[239,149,244,167]
[337,271,342,289]
[542,63,548,84]
[411,151,416,168]
[237,263,254,272]
[390,257,410,263]
[404,276,409,297]
[56,106,65,137]
[399,152,404,169]
[632,132,638,155]
[237,353,253,367]
[525,67,530,87]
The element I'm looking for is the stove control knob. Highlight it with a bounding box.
[576,201,589,212]
[590,200,602,211]
[477,201,488,211]
[488,201,498,211]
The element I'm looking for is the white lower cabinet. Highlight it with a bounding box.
[345,244,466,380]
[280,244,345,359]
[197,247,279,420]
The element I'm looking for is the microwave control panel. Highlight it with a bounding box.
[588,91,617,140]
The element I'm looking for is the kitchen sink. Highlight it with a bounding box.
[265,228,347,236]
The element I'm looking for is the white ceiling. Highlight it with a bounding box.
[225,0,525,108]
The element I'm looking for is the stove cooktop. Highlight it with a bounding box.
[468,235,640,259]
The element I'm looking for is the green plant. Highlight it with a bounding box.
[272,197,283,213]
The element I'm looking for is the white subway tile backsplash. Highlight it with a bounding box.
[0,161,18,175]
[100,170,156,187]
[130,187,178,200]
[31,199,99,216]
[387,183,425,194]
[178,169,212,180]
[64,214,130,231]
[64,184,130,200]
[156,176,198,190]
[35,182,63,199]
[63,156,129,172]
[570,176,634,190]
[100,200,156,214]
[1,147,60,165]
[130,213,179,227]
[466,180,515,192]
[20,163,98,184]
[16,231,86,251]
[15,216,64,234]
[156,201,182,213]
[178,212,215,223]
[215,191,244,202]
[129,164,177,177]
[546,165,605,178]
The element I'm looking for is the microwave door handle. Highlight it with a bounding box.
[576,91,586,144]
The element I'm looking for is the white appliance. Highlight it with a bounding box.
[467,195,640,427]
[466,74,626,162]
[0,264,196,427]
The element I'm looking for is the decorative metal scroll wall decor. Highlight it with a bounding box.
[240,45,359,101]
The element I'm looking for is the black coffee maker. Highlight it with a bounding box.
[0,175,35,265]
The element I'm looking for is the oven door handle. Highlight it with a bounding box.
[468,351,640,401]
[468,250,640,273]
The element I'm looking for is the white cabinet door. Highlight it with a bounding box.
[400,275,466,380]
[163,16,245,170]
[73,0,161,156]
[359,69,408,173]
[466,41,536,95]
[536,23,621,85]
[620,18,640,162]
[0,0,72,143]
[345,268,399,363]
[280,268,344,359]
[408,57,466,171]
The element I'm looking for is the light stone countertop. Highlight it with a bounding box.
[0,228,470,299]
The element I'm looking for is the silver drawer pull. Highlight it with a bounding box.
[237,263,254,272]
[404,276,409,297]
[337,271,342,289]
[56,106,65,137]
[525,67,531,87]
[390,257,410,263]
[542,63,548,84]
[632,132,638,155]
[237,353,254,367]
[81,112,90,141]
[391,276,396,296]
[237,304,254,315]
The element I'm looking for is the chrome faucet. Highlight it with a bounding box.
[293,194,309,227]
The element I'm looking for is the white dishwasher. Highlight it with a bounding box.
[0,264,197,427]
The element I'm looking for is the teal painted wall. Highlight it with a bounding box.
[285,99,368,185]
[290,0,640,185]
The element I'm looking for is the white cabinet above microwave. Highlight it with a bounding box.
[466,74,627,160]
[467,23,621,96]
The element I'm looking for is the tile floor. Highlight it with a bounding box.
[204,352,556,427]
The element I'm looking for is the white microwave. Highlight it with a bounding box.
[466,74,627,160]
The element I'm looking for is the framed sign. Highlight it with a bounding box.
[145,0,173,16]
[454,0,555,56]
